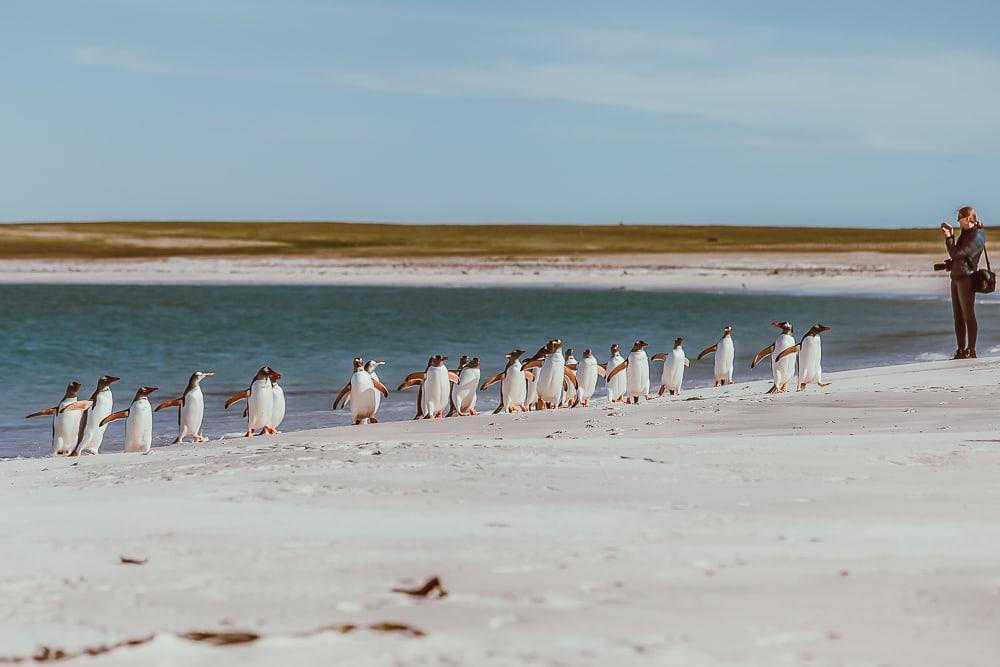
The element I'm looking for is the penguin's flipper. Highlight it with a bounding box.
[372,380,390,398]
[60,400,92,413]
[697,344,718,361]
[332,383,351,410]
[99,409,129,427]
[447,372,461,384]
[596,365,607,377]
[480,372,505,391]
[684,358,691,368]
[403,371,427,382]
[25,407,57,419]
[523,370,534,381]
[493,404,504,415]
[397,377,424,391]
[750,344,775,368]
[774,345,801,363]
[606,361,628,381]
[224,389,250,409]
[521,358,544,372]
[650,353,668,363]
[154,398,182,412]
[563,367,578,389]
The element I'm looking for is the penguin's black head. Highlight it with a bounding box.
[507,349,525,360]
[674,337,684,348]
[771,321,793,334]
[468,357,481,368]
[67,381,82,394]
[98,375,121,389]
[353,357,363,370]
[432,355,448,365]
[611,343,620,353]
[808,324,831,336]
[135,386,158,401]
[632,340,648,352]
[584,348,593,357]
[723,325,733,335]
[565,347,574,357]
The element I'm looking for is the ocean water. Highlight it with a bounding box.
[2,284,992,458]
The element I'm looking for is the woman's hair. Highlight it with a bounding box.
[958,206,982,227]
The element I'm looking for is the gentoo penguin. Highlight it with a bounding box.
[25,381,88,456]
[450,357,481,416]
[775,324,832,391]
[69,374,121,456]
[270,376,286,433]
[522,340,578,410]
[604,343,627,403]
[398,355,459,419]
[154,371,214,444]
[560,348,578,407]
[573,349,605,407]
[480,349,531,414]
[398,356,433,419]
[697,326,735,387]
[224,367,280,437]
[653,337,690,396]
[606,340,650,404]
[365,359,386,385]
[447,355,471,417]
[333,357,390,425]
[751,322,797,393]
[100,386,159,454]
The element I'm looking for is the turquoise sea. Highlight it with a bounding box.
[2,284,992,458]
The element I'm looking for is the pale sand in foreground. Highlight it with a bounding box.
[0,252,950,296]
[2,359,999,665]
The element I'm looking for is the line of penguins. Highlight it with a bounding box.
[26,321,830,457]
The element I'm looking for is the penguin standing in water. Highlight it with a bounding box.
[100,386,159,454]
[480,349,531,414]
[604,343,627,403]
[751,322,797,393]
[69,374,121,456]
[697,326,735,387]
[775,324,832,391]
[224,367,280,437]
[25,381,88,456]
[398,355,459,419]
[572,349,605,407]
[653,337,689,396]
[333,357,390,424]
[450,357,481,416]
[606,340,650,404]
[154,371,214,444]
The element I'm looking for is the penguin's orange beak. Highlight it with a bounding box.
[771,322,782,328]
[268,371,281,380]
[108,376,121,383]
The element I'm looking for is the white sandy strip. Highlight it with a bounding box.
[0,252,950,296]
[2,359,999,665]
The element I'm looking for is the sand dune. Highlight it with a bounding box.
[2,358,999,665]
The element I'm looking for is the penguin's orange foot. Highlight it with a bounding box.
[819,382,831,387]
[469,409,478,415]
[264,425,277,434]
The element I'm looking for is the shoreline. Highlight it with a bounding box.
[0,252,953,297]
[3,358,999,664]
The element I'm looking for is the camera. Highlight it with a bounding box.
[934,259,953,272]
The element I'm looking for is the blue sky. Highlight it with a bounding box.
[2,1,998,227]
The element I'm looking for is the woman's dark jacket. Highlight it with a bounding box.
[946,227,986,279]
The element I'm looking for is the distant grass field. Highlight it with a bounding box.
[0,222,940,259]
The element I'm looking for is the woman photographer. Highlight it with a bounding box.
[942,206,985,359]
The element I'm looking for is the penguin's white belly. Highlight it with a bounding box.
[421,367,450,417]
[626,352,649,398]
[248,380,274,431]
[537,357,564,404]
[662,353,686,392]
[271,385,286,429]
[716,338,735,383]
[454,369,479,412]
[124,399,153,453]
[180,389,205,438]
[799,337,823,385]
[606,355,626,400]
[772,335,796,387]
[502,363,527,408]
[576,361,598,401]
[78,390,113,454]
[350,373,378,422]
[53,398,83,455]
[525,371,539,406]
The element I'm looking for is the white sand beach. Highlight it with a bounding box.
[3,358,999,665]
[0,252,948,296]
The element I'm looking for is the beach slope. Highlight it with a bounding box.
[2,359,999,665]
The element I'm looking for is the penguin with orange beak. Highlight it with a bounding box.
[774,324,832,391]
[100,386,159,453]
[224,367,281,437]
[155,371,215,443]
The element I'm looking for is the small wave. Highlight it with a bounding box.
[916,352,950,361]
